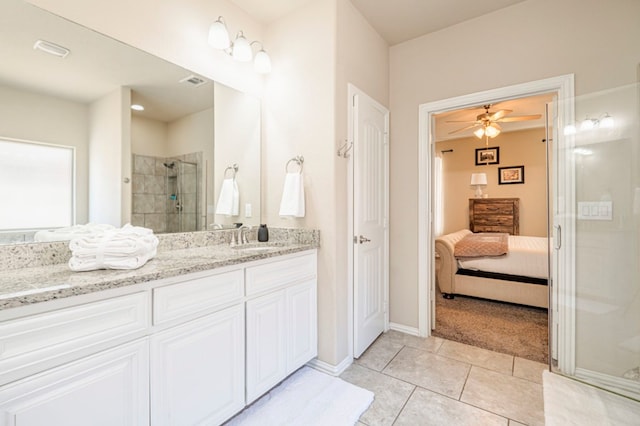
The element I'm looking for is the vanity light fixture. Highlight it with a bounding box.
[564,113,614,135]
[33,39,70,58]
[207,16,271,74]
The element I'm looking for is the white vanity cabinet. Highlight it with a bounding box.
[0,248,317,426]
[245,252,318,403]
[150,269,245,426]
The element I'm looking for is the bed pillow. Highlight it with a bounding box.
[454,233,508,258]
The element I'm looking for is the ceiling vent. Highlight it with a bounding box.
[33,40,70,58]
[179,75,208,87]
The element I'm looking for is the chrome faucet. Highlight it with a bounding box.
[237,225,251,245]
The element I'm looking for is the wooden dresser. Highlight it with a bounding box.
[469,198,520,235]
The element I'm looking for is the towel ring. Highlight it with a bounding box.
[224,164,238,179]
[286,156,304,173]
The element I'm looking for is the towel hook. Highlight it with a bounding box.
[337,139,353,158]
[224,163,238,179]
[285,156,304,173]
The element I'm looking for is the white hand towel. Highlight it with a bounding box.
[215,178,240,216]
[34,223,116,242]
[279,172,305,218]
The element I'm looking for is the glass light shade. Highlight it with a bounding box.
[470,173,487,185]
[254,49,271,74]
[208,18,230,49]
[485,124,500,138]
[581,118,595,131]
[232,32,252,61]
[600,114,614,129]
[564,124,577,135]
[474,128,485,139]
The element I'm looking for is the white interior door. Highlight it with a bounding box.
[353,90,389,358]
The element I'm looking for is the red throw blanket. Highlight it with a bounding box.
[454,233,509,258]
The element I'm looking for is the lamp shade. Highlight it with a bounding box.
[254,49,271,74]
[470,173,487,186]
[232,32,252,61]
[208,18,230,49]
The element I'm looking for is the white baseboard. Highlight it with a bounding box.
[306,355,353,377]
[389,322,420,337]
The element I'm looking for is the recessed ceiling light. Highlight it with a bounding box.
[131,104,145,111]
[33,40,70,58]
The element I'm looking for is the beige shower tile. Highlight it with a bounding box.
[380,330,444,353]
[355,337,403,371]
[461,366,545,426]
[438,340,514,375]
[394,387,508,426]
[341,363,414,426]
[383,347,470,399]
[513,357,548,384]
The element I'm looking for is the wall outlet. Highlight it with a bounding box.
[245,203,252,218]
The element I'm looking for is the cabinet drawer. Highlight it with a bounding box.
[474,215,514,227]
[153,269,243,325]
[246,252,317,297]
[0,292,149,386]
[473,202,514,215]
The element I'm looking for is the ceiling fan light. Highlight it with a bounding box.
[208,17,230,49]
[232,32,252,61]
[485,124,500,138]
[474,128,485,139]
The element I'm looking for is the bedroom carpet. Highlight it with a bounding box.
[432,292,549,364]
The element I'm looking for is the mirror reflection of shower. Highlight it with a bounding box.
[131,152,203,234]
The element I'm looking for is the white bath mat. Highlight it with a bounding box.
[227,367,374,425]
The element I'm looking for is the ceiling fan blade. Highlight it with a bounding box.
[448,123,480,134]
[445,119,480,123]
[498,114,542,122]
[488,109,512,121]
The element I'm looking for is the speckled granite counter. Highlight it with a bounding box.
[0,228,319,310]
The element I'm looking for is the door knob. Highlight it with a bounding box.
[358,235,371,244]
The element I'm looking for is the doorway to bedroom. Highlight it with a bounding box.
[429,93,553,363]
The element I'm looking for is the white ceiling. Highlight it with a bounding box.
[231,0,526,45]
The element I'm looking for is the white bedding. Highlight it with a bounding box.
[457,235,549,279]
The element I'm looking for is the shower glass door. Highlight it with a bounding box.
[551,82,640,400]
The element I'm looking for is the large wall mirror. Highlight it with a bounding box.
[0,0,261,244]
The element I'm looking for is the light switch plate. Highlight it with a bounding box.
[577,201,612,220]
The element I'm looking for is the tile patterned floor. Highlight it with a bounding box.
[340,330,548,425]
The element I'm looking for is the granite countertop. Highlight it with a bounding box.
[0,242,316,311]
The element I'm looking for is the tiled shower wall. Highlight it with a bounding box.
[131,152,203,234]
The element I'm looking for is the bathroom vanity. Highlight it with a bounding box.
[0,232,318,425]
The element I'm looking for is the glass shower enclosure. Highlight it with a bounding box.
[550,82,640,400]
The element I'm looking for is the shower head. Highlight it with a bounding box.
[163,162,175,169]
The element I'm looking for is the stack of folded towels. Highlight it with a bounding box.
[68,224,159,272]
[34,223,116,242]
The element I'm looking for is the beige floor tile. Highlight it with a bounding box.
[340,363,415,426]
[437,340,514,376]
[513,357,548,384]
[394,387,508,426]
[508,420,527,426]
[383,347,470,399]
[355,336,403,371]
[381,330,444,353]
[461,366,545,426]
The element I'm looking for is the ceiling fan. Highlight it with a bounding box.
[447,104,542,139]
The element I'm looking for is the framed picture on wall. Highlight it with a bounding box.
[475,146,500,165]
[498,165,525,184]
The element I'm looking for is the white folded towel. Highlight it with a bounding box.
[68,224,158,272]
[34,223,116,242]
[215,178,239,216]
[279,172,305,218]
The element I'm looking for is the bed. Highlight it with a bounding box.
[435,229,549,308]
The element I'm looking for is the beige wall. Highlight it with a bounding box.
[437,128,548,237]
[389,0,640,330]
[0,84,89,225]
[131,115,169,157]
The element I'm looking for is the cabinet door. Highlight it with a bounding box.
[0,339,149,426]
[287,279,317,373]
[151,304,244,426]
[246,290,287,404]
